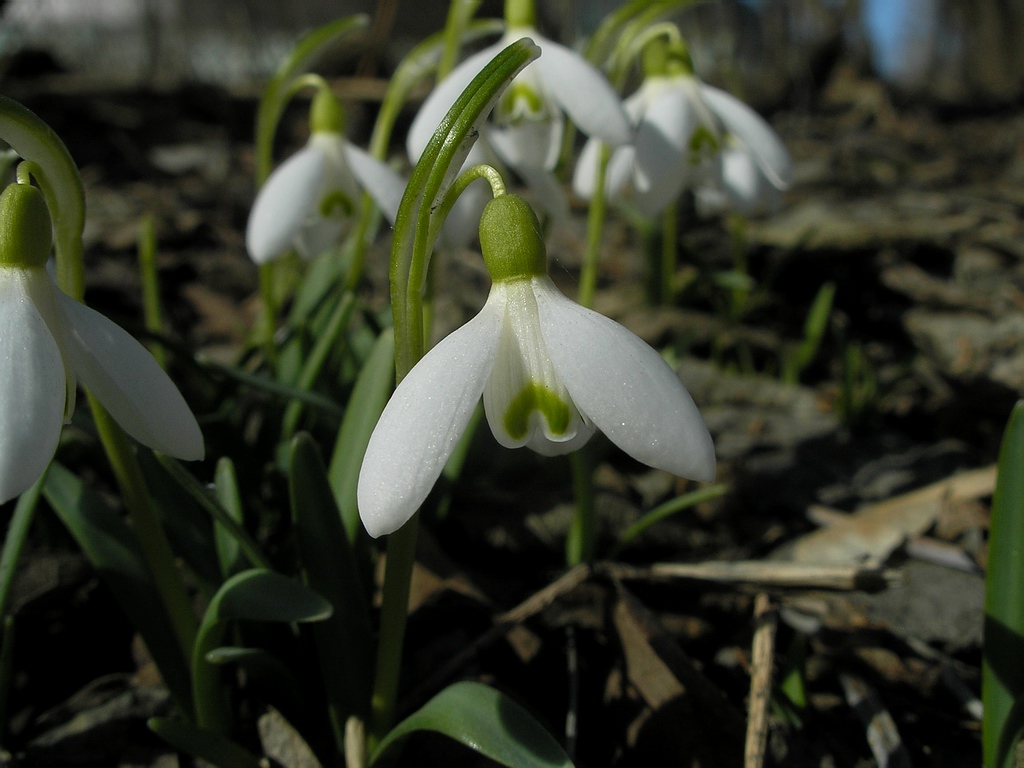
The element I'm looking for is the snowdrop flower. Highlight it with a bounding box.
[695,137,785,216]
[246,88,406,264]
[358,194,714,537]
[573,66,793,217]
[407,17,631,237]
[0,181,204,503]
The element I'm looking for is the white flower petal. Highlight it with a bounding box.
[406,42,504,162]
[632,86,694,215]
[488,115,563,171]
[246,142,326,264]
[515,165,569,224]
[344,143,407,225]
[56,293,204,460]
[357,295,505,537]
[0,270,66,503]
[698,84,793,190]
[533,35,631,146]
[572,139,633,202]
[533,277,715,481]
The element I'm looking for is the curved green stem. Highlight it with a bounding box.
[87,393,198,668]
[578,143,610,308]
[258,262,279,370]
[370,39,539,745]
[660,202,677,304]
[566,449,597,566]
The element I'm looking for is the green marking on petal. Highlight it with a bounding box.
[320,189,354,219]
[688,125,719,164]
[504,382,571,440]
[499,81,544,122]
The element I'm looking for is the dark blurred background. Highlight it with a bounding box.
[1,0,1023,110]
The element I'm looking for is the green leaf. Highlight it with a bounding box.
[149,717,262,768]
[984,400,1024,768]
[255,15,370,183]
[390,37,540,379]
[784,281,835,385]
[137,450,222,596]
[372,681,574,767]
[213,458,246,579]
[205,646,305,718]
[290,434,374,745]
[193,569,333,734]
[608,484,729,558]
[328,327,395,541]
[43,463,193,714]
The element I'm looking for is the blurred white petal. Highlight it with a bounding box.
[533,35,631,146]
[699,84,793,190]
[344,143,406,224]
[245,142,326,263]
[488,115,563,171]
[633,85,694,215]
[534,277,716,481]
[406,43,503,162]
[57,293,204,461]
[0,270,66,503]
[358,296,505,537]
[516,165,569,223]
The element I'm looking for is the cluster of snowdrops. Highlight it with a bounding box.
[0,0,797,765]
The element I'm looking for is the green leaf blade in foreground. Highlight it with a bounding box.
[372,681,574,768]
[43,463,193,714]
[984,399,1024,768]
[329,327,396,541]
[290,433,374,743]
[149,717,261,768]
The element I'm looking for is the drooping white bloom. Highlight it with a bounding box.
[407,28,632,243]
[573,73,793,216]
[0,182,204,503]
[357,195,714,537]
[246,125,405,264]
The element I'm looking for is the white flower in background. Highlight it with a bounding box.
[357,195,714,537]
[407,27,632,240]
[573,73,793,217]
[246,89,406,264]
[695,137,785,216]
[0,181,204,503]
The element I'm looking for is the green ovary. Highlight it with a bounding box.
[320,190,353,219]
[504,382,572,440]
[688,125,719,163]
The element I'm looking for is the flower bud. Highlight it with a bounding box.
[309,87,345,135]
[0,182,52,269]
[479,194,546,282]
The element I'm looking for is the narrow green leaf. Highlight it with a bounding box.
[43,463,193,714]
[984,400,1024,768]
[137,450,222,596]
[372,681,574,767]
[206,646,305,717]
[213,458,246,579]
[156,454,271,572]
[201,358,346,417]
[291,434,374,743]
[149,717,262,768]
[0,475,44,621]
[193,568,333,734]
[328,328,395,541]
[609,484,729,558]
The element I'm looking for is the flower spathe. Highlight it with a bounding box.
[0,182,204,503]
[246,95,406,264]
[573,73,793,217]
[357,195,715,538]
